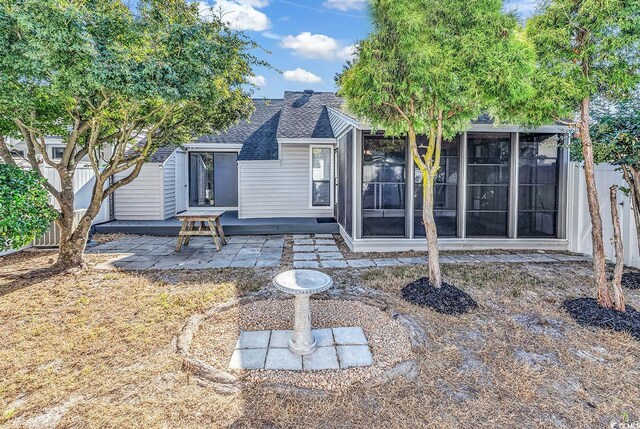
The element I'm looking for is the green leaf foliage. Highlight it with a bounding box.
[0,0,264,151]
[337,0,536,139]
[520,0,640,127]
[0,164,58,251]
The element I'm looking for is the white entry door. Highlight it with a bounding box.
[175,151,188,213]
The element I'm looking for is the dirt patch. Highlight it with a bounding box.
[92,233,129,244]
[401,278,478,315]
[563,298,640,340]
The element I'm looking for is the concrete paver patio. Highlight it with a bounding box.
[88,235,284,270]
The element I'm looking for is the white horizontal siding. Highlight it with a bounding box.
[114,164,164,220]
[239,144,334,218]
[163,153,177,218]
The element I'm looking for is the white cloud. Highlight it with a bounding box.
[282,68,322,83]
[261,31,281,40]
[247,75,267,87]
[280,32,354,61]
[199,0,270,31]
[323,0,368,11]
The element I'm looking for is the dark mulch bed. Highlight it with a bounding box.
[563,298,640,341]
[621,272,640,290]
[401,277,478,315]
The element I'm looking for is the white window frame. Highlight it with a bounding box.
[309,145,334,209]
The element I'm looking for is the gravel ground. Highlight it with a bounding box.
[189,299,413,391]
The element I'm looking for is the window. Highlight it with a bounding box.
[188,152,238,207]
[414,135,459,237]
[466,132,511,237]
[10,149,24,157]
[51,147,65,159]
[362,135,406,237]
[518,133,560,237]
[311,147,332,207]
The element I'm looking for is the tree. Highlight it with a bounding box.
[0,164,59,251]
[0,0,264,270]
[338,0,535,287]
[523,0,639,310]
[590,96,640,260]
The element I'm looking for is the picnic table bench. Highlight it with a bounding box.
[175,211,227,252]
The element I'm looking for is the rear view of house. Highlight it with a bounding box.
[99,89,595,255]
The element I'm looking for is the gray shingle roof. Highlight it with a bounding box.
[194,91,344,161]
[276,91,343,139]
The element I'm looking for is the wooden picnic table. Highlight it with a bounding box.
[175,211,227,252]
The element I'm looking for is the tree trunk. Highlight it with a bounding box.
[627,167,640,259]
[609,186,625,312]
[422,169,442,287]
[579,97,612,308]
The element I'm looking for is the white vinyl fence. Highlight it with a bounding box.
[0,166,109,255]
[567,162,640,268]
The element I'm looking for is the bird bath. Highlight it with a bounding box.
[272,269,333,355]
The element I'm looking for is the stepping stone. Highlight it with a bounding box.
[255,259,280,267]
[314,234,333,238]
[333,326,367,345]
[448,255,479,263]
[236,330,271,349]
[497,254,529,263]
[398,257,426,265]
[347,259,375,268]
[293,234,311,239]
[317,252,344,260]
[303,346,339,371]
[293,245,316,252]
[315,245,341,252]
[265,348,302,371]
[293,253,318,261]
[337,345,373,368]
[229,348,267,370]
[293,261,321,269]
[314,239,336,245]
[294,239,314,245]
[320,260,348,268]
[313,328,334,347]
[374,258,401,267]
[202,260,231,269]
[269,330,292,348]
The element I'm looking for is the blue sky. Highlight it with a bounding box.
[141,0,540,99]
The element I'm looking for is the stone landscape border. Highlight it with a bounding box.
[173,291,428,396]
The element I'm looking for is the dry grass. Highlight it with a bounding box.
[1,250,639,428]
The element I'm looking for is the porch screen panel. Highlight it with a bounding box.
[189,152,214,207]
[362,135,406,237]
[518,133,560,237]
[337,134,347,232]
[466,133,511,237]
[414,135,459,237]
[344,131,353,236]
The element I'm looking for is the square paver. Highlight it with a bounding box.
[294,253,318,261]
[315,245,341,252]
[293,234,311,239]
[320,260,348,268]
[314,239,336,245]
[293,261,321,269]
[201,260,231,269]
[313,328,334,347]
[236,330,271,349]
[373,258,401,267]
[294,239,314,245]
[269,330,292,348]
[229,348,267,370]
[293,245,316,252]
[303,346,339,370]
[337,345,373,368]
[265,348,302,371]
[230,259,257,268]
[333,327,368,345]
[314,234,333,238]
[347,259,375,268]
[317,252,344,260]
[255,259,280,267]
[398,257,426,265]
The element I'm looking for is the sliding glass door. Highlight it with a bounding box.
[189,152,238,208]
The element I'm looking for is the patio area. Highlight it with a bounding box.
[87,235,284,270]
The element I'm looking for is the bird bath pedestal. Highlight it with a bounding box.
[273,269,333,356]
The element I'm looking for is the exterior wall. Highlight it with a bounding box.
[114,163,165,220]
[238,143,335,218]
[567,163,640,268]
[163,152,177,218]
